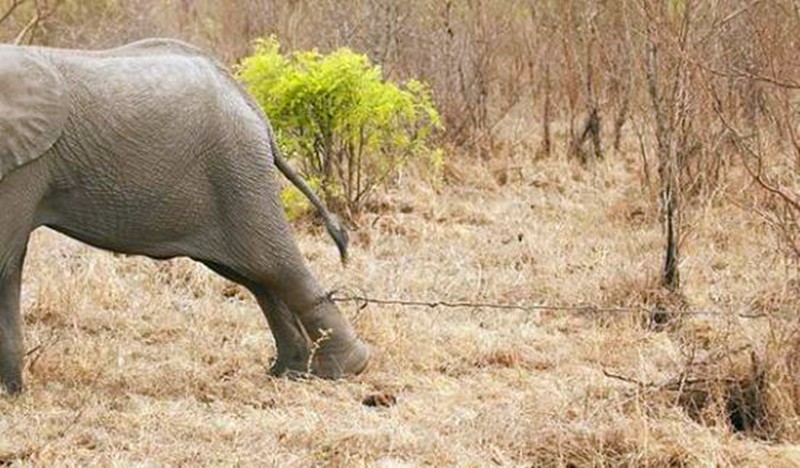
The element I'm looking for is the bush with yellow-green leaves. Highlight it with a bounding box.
[238,37,442,218]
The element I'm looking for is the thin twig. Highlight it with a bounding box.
[330,291,644,314]
[24,332,62,373]
[13,0,62,45]
[712,104,800,212]
[328,290,768,319]
[602,369,653,387]
[0,0,26,26]
[13,9,38,44]
[696,0,764,45]
[605,345,753,396]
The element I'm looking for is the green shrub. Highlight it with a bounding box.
[238,36,442,217]
[279,175,323,222]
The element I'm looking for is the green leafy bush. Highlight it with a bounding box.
[279,174,323,221]
[238,37,442,217]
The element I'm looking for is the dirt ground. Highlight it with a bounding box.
[2,150,800,466]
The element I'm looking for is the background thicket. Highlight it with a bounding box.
[5,0,800,464]
[5,0,800,287]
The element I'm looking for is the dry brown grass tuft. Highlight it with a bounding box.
[2,153,800,464]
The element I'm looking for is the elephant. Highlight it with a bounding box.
[0,38,370,395]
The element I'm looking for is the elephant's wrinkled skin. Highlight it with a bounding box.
[0,38,369,394]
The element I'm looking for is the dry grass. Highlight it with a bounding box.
[2,150,800,465]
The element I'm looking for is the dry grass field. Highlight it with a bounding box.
[2,146,800,466]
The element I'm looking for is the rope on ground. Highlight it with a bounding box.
[327,289,768,319]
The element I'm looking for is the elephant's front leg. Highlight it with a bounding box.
[0,248,27,395]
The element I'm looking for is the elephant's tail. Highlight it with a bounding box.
[268,128,349,264]
[222,63,349,264]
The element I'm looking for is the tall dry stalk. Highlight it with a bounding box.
[642,1,695,291]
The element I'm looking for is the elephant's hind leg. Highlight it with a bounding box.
[255,289,312,376]
[202,261,311,375]
[256,289,368,379]
[203,246,370,379]
[255,268,370,379]
[200,177,369,378]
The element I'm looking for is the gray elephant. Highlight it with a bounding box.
[0,38,370,394]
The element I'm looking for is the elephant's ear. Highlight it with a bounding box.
[0,48,67,181]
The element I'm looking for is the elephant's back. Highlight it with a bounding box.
[53,49,257,153]
[57,51,225,110]
[45,44,270,181]
[40,40,264,149]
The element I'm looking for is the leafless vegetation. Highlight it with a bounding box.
[4,0,800,464]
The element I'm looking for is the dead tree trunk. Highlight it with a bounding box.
[570,6,603,165]
[645,13,683,292]
[613,80,631,152]
[540,61,552,158]
[613,4,634,152]
[572,107,602,164]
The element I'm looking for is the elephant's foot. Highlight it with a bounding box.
[0,365,23,396]
[270,337,369,380]
[311,337,370,379]
[2,379,22,396]
[269,350,309,378]
[0,342,23,396]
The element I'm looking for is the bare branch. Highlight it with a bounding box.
[703,64,800,90]
[13,8,38,44]
[0,0,26,26]
[13,0,62,45]
[603,369,653,387]
[696,0,764,45]
[713,105,800,212]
